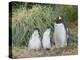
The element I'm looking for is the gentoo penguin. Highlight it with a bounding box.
[28,28,41,50]
[53,16,69,48]
[42,27,51,49]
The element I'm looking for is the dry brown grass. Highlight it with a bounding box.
[12,44,78,59]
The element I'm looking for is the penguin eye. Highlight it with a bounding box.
[56,19,62,24]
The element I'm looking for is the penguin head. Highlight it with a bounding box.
[33,28,39,37]
[47,25,51,31]
[34,28,39,32]
[45,26,51,35]
[55,16,63,24]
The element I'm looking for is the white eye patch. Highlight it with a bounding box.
[59,16,62,20]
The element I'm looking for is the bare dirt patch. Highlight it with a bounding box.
[12,44,78,59]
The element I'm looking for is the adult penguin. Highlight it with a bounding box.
[42,27,51,50]
[28,28,41,50]
[53,16,70,48]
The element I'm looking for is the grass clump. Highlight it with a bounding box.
[9,2,78,48]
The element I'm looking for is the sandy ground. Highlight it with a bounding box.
[12,44,78,59]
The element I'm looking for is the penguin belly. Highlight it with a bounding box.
[42,29,51,49]
[42,35,51,49]
[28,37,41,49]
[54,23,67,48]
[28,31,41,50]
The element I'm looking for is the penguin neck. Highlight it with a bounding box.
[44,29,51,36]
[55,22,64,25]
[56,20,63,24]
[54,23,65,29]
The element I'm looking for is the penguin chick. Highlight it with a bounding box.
[42,28,51,49]
[28,28,41,50]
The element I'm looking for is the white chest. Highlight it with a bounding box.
[42,29,51,49]
[53,23,67,48]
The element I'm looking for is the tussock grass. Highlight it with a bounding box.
[11,4,78,47]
